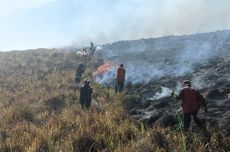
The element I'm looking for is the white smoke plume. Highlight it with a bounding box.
[191,76,205,89]
[125,63,163,84]
[150,87,172,100]
[70,0,230,48]
[95,30,230,85]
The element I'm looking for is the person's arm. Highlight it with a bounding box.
[175,89,183,100]
[171,89,183,111]
[124,69,126,81]
[197,91,207,112]
[80,87,83,102]
[90,87,93,94]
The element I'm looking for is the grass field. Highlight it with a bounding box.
[0,50,229,152]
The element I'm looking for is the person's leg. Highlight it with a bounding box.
[117,82,121,93]
[192,113,211,139]
[115,82,118,93]
[116,82,122,93]
[80,102,84,109]
[119,81,124,92]
[184,113,191,132]
[192,113,203,127]
[75,75,81,83]
[85,102,91,109]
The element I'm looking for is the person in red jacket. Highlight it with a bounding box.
[173,80,208,132]
[115,64,126,93]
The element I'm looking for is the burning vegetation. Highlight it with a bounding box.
[0,30,230,151]
[93,63,116,85]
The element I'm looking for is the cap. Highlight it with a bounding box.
[84,78,90,83]
[183,80,191,86]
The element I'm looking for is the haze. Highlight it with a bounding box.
[0,0,230,51]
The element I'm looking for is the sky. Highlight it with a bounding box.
[0,0,230,51]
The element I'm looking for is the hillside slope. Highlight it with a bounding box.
[0,30,229,151]
[96,30,230,134]
[97,30,230,83]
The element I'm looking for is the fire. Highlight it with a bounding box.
[94,63,113,76]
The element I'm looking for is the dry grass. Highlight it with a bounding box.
[0,50,229,152]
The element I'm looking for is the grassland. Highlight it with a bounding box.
[0,49,229,152]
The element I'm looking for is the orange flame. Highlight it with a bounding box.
[94,63,113,76]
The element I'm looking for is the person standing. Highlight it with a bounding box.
[80,78,93,109]
[172,80,208,132]
[75,63,85,83]
[115,64,126,93]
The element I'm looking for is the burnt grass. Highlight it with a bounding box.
[124,55,230,134]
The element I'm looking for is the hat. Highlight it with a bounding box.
[183,80,191,86]
[119,64,124,67]
[84,78,90,83]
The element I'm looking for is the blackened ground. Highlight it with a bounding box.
[124,55,230,134]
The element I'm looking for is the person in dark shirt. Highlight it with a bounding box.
[80,78,93,109]
[75,63,85,83]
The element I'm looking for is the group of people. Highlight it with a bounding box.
[76,63,208,132]
[74,63,92,109]
[76,63,126,109]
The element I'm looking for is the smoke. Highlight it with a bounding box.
[1,0,230,51]
[191,76,205,89]
[94,70,116,85]
[90,0,230,86]
[94,30,230,85]
[94,61,163,84]
[125,63,163,83]
[149,76,210,100]
[175,81,183,93]
[148,76,214,100]
[93,63,116,85]
[0,0,56,16]
[70,0,230,47]
[148,76,216,100]
[150,87,172,100]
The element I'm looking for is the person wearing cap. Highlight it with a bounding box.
[115,64,126,93]
[173,80,208,132]
[80,78,93,109]
[75,63,85,83]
